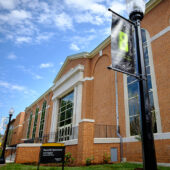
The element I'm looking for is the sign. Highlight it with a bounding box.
[38,143,65,170]
[111,13,135,75]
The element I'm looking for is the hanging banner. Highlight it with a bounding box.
[111,13,135,75]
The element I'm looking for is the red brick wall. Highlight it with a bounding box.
[93,143,120,164]
[123,139,170,163]
[15,146,40,163]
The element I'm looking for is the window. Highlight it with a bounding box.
[27,112,32,139]
[39,101,47,139]
[32,108,39,139]
[127,29,157,136]
[57,91,74,141]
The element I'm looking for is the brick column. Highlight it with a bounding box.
[77,119,94,165]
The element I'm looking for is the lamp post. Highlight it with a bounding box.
[0,108,14,164]
[126,0,157,169]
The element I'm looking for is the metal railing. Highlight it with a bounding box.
[24,126,78,143]
[94,124,117,138]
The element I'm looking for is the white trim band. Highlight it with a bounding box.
[94,138,120,144]
[151,26,170,42]
[64,139,78,146]
[82,77,94,82]
[123,132,170,143]
[17,143,42,147]
[80,119,95,123]
[6,147,16,150]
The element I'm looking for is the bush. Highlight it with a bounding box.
[85,156,94,166]
[103,152,111,164]
[64,152,75,165]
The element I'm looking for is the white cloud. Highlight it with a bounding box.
[54,13,73,30]
[16,37,32,44]
[36,33,54,43]
[64,0,107,15]
[0,80,25,92]
[0,80,38,99]
[70,43,80,51]
[0,0,18,10]
[10,10,32,20]
[0,81,10,88]
[17,65,43,80]
[110,1,126,14]
[68,34,96,50]
[0,0,125,45]
[60,62,64,65]
[34,75,43,79]
[75,13,103,25]
[0,10,32,25]
[40,63,54,69]
[7,53,17,60]
[11,85,25,91]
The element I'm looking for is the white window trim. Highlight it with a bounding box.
[49,65,84,142]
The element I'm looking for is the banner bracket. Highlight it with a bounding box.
[108,8,135,25]
[107,66,147,80]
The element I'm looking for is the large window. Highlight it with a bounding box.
[39,101,47,139]
[127,29,157,136]
[57,91,74,142]
[32,108,39,139]
[27,112,32,139]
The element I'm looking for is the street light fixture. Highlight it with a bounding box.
[0,108,14,164]
[127,0,145,20]
[9,108,14,117]
[126,0,157,170]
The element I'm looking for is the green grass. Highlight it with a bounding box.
[0,163,169,170]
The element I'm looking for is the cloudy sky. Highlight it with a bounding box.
[0,0,148,133]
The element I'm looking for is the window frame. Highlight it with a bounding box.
[124,29,162,137]
[39,101,47,139]
[32,107,39,139]
[57,91,74,142]
[27,112,32,139]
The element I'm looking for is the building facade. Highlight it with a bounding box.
[7,0,170,165]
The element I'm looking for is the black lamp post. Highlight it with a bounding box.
[0,108,14,164]
[126,0,157,169]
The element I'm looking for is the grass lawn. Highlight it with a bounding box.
[0,163,170,170]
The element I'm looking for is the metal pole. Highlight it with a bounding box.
[135,19,157,170]
[0,114,12,164]
[115,72,123,162]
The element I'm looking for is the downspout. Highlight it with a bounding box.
[115,71,123,162]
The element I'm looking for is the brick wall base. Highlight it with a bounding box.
[15,146,40,164]
[123,139,170,163]
[13,139,170,165]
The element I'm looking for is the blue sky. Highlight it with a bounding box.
[0,0,148,133]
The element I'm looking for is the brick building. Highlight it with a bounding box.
[7,0,170,165]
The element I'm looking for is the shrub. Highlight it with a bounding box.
[64,152,75,165]
[85,156,94,166]
[103,152,111,164]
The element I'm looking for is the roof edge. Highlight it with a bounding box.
[145,0,162,14]
[53,52,89,83]
[89,36,111,58]
[25,87,52,111]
